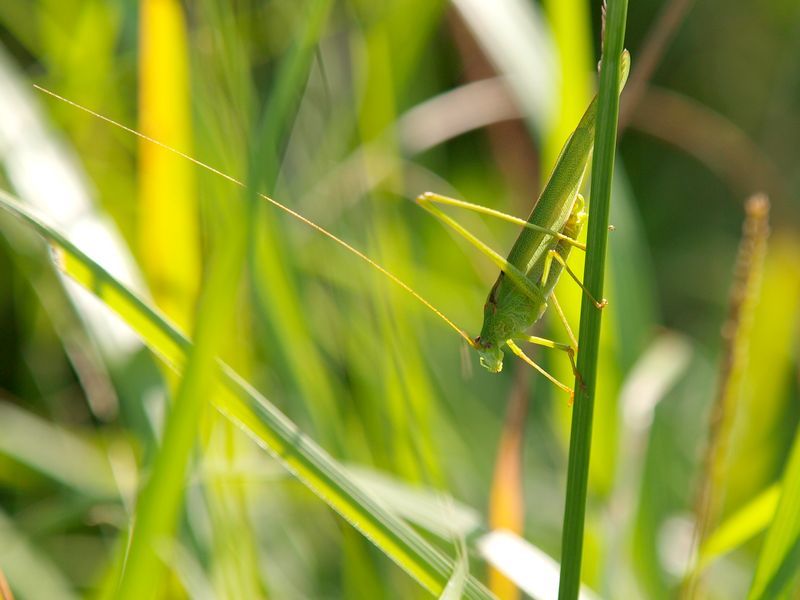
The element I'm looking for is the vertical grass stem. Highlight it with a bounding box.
[558,1,629,597]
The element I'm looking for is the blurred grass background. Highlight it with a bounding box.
[0,0,798,598]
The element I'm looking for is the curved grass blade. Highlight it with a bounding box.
[748,427,800,599]
[0,189,494,600]
[0,401,118,498]
[349,466,602,600]
[698,484,779,571]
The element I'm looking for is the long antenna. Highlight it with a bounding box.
[33,84,476,348]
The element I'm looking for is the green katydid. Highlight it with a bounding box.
[32,50,629,399]
[415,50,630,396]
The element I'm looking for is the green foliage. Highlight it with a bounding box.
[0,189,494,599]
[0,1,798,598]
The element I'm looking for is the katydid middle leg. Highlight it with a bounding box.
[542,249,608,309]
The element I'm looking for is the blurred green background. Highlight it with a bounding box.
[0,0,798,598]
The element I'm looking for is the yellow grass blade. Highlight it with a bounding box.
[138,0,199,329]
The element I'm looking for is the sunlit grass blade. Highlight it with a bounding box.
[346,466,483,540]
[0,401,118,498]
[350,465,603,600]
[748,428,800,599]
[116,186,247,597]
[699,484,779,570]
[138,0,199,329]
[118,4,203,593]
[201,2,334,595]
[439,542,468,600]
[541,0,593,170]
[0,189,494,600]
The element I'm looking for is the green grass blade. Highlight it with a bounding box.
[558,2,629,598]
[116,208,246,596]
[748,428,800,599]
[0,402,117,498]
[699,484,780,570]
[116,2,242,594]
[439,552,468,600]
[0,189,495,600]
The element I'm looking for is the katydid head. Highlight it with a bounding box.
[474,337,504,373]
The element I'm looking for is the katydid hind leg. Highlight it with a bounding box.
[515,333,579,387]
[506,340,574,402]
[416,192,586,251]
[415,198,548,307]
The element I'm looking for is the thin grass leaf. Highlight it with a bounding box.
[748,428,800,599]
[169,542,216,600]
[116,3,202,592]
[346,466,483,540]
[347,465,603,600]
[116,179,247,598]
[544,1,622,527]
[558,2,629,598]
[439,544,468,600]
[0,189,495,600]
[541,0,594,169]
[350,3,448,486]
[138,0,199,329]
[0,402,118,498]
[698,484,779,570]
